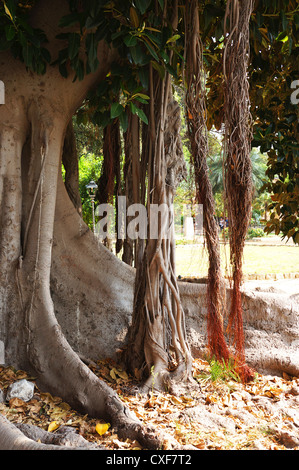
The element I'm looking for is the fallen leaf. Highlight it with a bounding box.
[223,393,232,407]
[96,422,110,436]
[134,368,142,380]
[110,368,117,381]
[170,396,182,405]
[116,369,129,381]
[48,421,60,432]
[60,402,71,410]
[112,438,129,448]
[205,395,218,404]
[110,367,129,382]
[9,397,26,409]
[231,392,244,401]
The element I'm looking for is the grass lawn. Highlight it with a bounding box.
[174,241,299,278]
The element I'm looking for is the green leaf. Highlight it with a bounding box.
[119,110,128,133]
[159,50,170,63]
[135,0,152,15]
[41,48,51,64]
[130,44,148,65]
[5,24,15,41]
[74,59,85,81]
[134,106,148,125]
[276,31,288,42]
[22,42,33,69]
[138,67,149,89]
[95,110,110,128]
[18,30,26,48]
[59,62,68,78]
[68,33,81,60]
[58,12,81,28]
[144,41,159,62]
[110,102,124,119]
[124,35,138,47]
[132,92,150,101]
[86,33,99,72]
[96,80,109,97]
[280,10,288,31]
[151,60,165,79]
[166,34,180,44]
[85,16,105,30]
[165,62,178,78]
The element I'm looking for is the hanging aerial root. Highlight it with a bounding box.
[184,0,231,364]
[223,0,255,382]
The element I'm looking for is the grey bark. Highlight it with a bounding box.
[0,0,162,450]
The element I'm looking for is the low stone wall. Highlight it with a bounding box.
[53,261,299,378]
[179,279,299,377]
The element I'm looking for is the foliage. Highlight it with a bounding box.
[246,227,266,239]
[70,115,103,227]
[250,4,299,244]
[55,0,183,132]
[196,357,241,384]
[78,152,102,228]
[2,0,297,242]
[0,0,50,74]
[204,0,299,243]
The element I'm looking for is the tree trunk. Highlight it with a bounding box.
[96,119,122,252]
[122,73,193,393]
[0,0,163,449]
[122,111,140,266]
[62,120,82,216]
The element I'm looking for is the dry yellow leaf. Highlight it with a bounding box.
[170,396,182,405]
[9,397,26,408]
[4,2,14,21]
[134,368,142,380]
[110,367,129,382]
[59,402,71,410]
[223,393,232,407]
[116,369,129,381]
[48,421,60,432]
[205,395,218,405]
[231,392,243,401]
[96,422,110,436]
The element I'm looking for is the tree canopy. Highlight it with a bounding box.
[1,0,297,238]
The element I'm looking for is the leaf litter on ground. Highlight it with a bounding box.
[0,357,299,450]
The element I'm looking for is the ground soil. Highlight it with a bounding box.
[1,355,298,450]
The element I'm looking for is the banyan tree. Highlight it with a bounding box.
[1,0,293,449]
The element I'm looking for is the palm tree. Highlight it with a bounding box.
[208,147,267,195]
